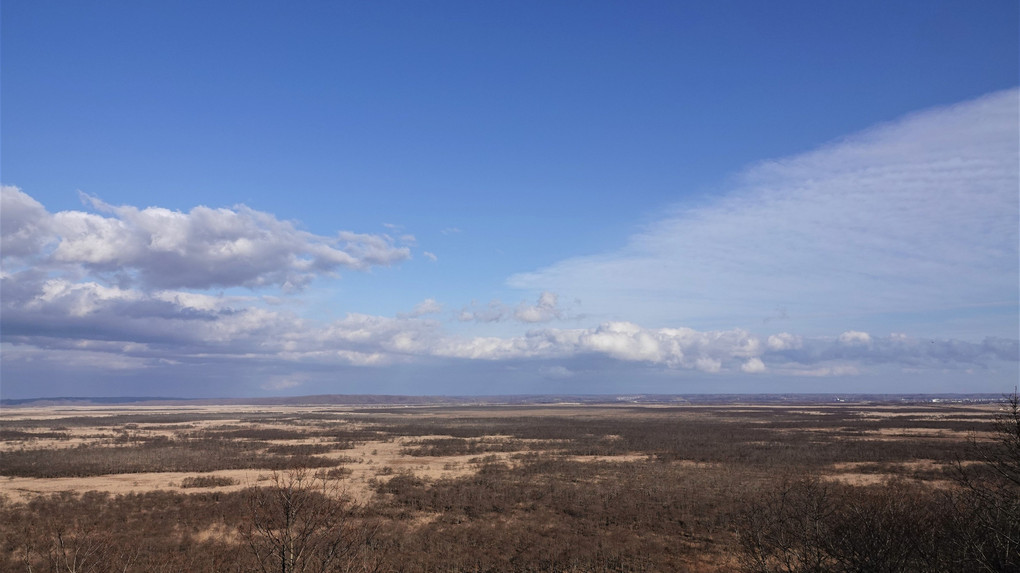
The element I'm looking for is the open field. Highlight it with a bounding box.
[1,398,1016,572]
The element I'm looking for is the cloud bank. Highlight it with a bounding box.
[2,266,1013,378]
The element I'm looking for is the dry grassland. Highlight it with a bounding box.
[0,399,1011,572]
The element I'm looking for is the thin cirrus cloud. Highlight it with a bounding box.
[1,188,411,290]
[508,89,1019,335]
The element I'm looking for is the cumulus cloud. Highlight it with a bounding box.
[508,89,1019,334]
[514,292,562,323]
[1,189,411,290]
[428,322,764,374]
[1,186,55,258]
[571,322,760,371]
[741,358,766,373]
[838,330,872,347]
[459,292,566,324]
[767,333,802,351]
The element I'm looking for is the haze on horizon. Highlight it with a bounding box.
[1,1,1017,399]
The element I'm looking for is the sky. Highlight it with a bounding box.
[1,1,1018,398]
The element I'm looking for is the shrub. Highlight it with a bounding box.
[180,475,238,488]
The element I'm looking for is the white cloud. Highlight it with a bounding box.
[460,292,567,324]
[508,89,1019,336]
[433,321,765,373]
[0,186,55,258]
[1,190,412,290]
[29,279,141,317]
[577,321,668,363]
[767,333,802,351]
[413,298,442,315]
[423,251,438,262]
[514,291,562,323]
[741,358,766,373]
[838,330,872,347]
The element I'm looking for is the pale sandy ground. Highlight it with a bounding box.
[0,439,649,504]
[823,458,982,488]
[823,473,892,486]
[784,426,992,441]
[1,427,627,504]
[0,435,480,504]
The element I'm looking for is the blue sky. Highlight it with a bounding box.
[2,1,1017,398]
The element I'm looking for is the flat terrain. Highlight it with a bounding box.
[0,399,1009,572]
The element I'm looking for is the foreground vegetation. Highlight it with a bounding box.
[0,397,1017,571]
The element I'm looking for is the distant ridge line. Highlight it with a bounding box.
[0,393,1007,408]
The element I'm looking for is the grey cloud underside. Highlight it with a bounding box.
[1,189,411,290]
[768,335,1018,368]
[0,275,291,355]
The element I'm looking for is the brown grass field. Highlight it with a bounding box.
[1,398,1016,572]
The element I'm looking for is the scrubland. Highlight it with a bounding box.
[0,397,1017,572]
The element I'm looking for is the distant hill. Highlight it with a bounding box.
[0,393,1006,408]
[0,396,186,407]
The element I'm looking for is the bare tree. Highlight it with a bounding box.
[34,518,112,573]
[240,469,376,573]
[740,394,1020,573]
[737,478,838,573]
[955,392,1020,571]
